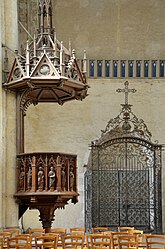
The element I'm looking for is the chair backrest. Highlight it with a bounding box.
[35,234,58,249]
[145,234,165,249]
[3,229,21,237]
[131,230,143,234]
[28,228,45,236]
[70,227,85,234]
[92,227,109,234]
[117,234,139,249]
[118,227,134,233]
[62,233,84,249]
[51,227,66,235]
[42,233,59,237]
[8,234,31,249]
[90,233,112,249]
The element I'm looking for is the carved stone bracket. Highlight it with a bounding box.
[19,87,38,116]
[38,206,56,233]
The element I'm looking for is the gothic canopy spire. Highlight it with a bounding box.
[38,0,53,34]
[4,0,89,111]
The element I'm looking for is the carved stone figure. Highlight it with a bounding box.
[19,168,25,190]
[48,166,56,189]
[61,166,66,191]
[27,166,32,190]
[38,167,44,190]
[69,166,74,191]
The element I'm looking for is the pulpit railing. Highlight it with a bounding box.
[16,152,77,194]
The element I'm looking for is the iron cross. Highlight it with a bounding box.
[116,81,136,105]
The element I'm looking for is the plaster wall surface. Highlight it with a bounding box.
[53,0,165,59]
[23,78,165,231]
[18,0,165,59]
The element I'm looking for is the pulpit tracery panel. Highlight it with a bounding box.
[17,153,77,193]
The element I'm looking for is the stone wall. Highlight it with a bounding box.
[53,0,165,59]
[18,0,165,59]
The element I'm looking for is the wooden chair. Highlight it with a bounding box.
[62,233,84,249]
[34,234,58,249]
[70,228,86,248]
[8,234,32,249]
[51,228,66,248]
[0,231,11,248]
[111,232,130,249]
[86,234,93,249]
[90,233,112,249]
[145,234,165,249]
[3,229,21,237]
[92,227,109,234]
[29,229,45,249]
[117,233,139,249]
[130,229,144,248]
[0,237,3,248]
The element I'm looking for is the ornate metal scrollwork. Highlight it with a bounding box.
[85,81,163,233]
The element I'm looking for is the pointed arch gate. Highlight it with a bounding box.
[85,82,163,233]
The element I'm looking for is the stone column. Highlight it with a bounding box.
[0,0,5,230]
[1,0,19,228]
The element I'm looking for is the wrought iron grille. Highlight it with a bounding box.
[85,81,163,233]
